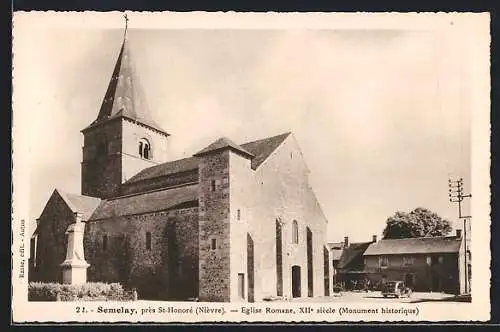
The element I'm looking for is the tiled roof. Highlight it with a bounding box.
[124,132,292,184]
[126,157,199,184]
[56,189,101,221]
[240,132,291,169]
[194,137,254,159]
[363,236,462,256]
[337,242,372,270]
[89,184,198,220]
[82,35,168,136]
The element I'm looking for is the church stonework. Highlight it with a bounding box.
[197,150,232,302]
[84,206,199,300]
[29,26,332,302]
[81,120,123,199]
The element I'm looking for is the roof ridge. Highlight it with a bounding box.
[139,156,195,169]
[54,188,78,213]
[378,235,457,241]
[194,136,254,158]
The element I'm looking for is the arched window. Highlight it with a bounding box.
[138,138,152,160]
[292,220,299,244]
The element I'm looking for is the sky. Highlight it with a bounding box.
[13,12,482,243]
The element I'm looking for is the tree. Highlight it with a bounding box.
[382,207,452,239]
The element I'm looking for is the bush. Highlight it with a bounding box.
[28,282,133,302]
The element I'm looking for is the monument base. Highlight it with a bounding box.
[60,260,89,285]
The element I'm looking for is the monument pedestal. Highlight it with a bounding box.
[61,261,90,284]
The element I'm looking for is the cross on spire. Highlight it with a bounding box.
[124,13,129,38]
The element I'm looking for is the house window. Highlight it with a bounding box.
[146,232,152,250]
[237,209,241,221]
[103,234,108,251]
[139,138,152,160]
[211,238,217,250]
[211,180,216,192]
[379,256,389,268]
[292,220,299,244]
[403,256,414,266]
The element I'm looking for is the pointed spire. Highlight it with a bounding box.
[82,14,169,136]
[124,13,129,40]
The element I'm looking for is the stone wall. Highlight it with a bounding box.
[228,152,253,302]
[121,119,169,183]
[198,150,231,302]
[229,134,330,301]
[32,191,77,282]
[323,246,330,296]
[81,118,170,199]
[84,206,199,300]
[81,119,123,198]
[258,135,330,300]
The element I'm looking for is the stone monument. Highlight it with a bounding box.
[60,213,89,284]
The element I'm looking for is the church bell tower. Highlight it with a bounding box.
[81,15,170,199]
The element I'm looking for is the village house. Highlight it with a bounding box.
[363,229,467,294]
[28,25,332,302]
[328,236,376,290]
[326,240,344,285]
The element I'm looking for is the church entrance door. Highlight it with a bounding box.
[292,265,301,298]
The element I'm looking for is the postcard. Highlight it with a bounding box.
[11,11,491,323]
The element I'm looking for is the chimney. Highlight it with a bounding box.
[456,229,462,238]
[372,235,377,243]
[344,236,349,248]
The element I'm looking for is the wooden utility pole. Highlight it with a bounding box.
[448,177,472,293]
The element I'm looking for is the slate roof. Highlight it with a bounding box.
[363,236,462,256]
[241,132,291,169]
[82,34,168,136]
[89,184,198,220]
[194,137,254,159]
[56,189,101,221]
[124,132,292,184]
[337,242,372,270]
[126,157,199,184]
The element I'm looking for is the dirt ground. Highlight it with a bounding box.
[282,291,466,303]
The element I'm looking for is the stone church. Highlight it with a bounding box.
[29,27,332,302]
